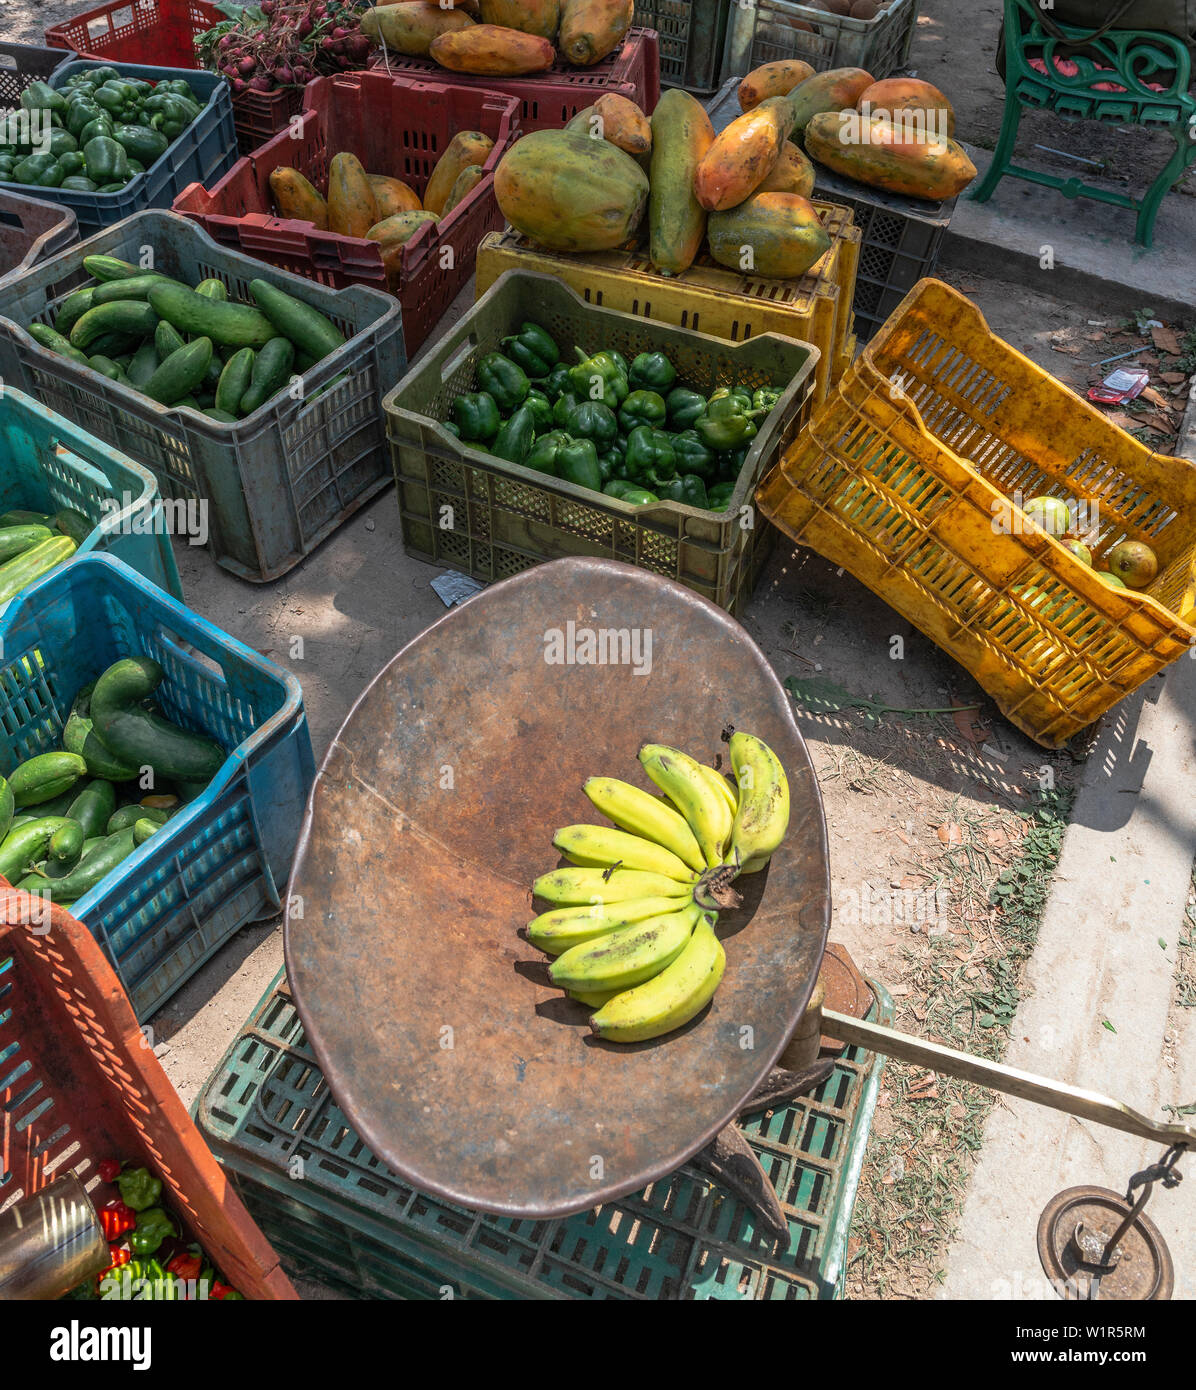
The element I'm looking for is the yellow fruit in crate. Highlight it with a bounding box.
[1106,540,1158,589]
[1062,538,1092,567]
[1023,496,1071,537]
[1097,571,1127,589]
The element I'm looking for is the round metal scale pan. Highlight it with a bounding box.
[284,556,830,1219]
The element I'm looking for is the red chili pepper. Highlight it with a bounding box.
[98,1197,135,1240]
[97,1158,122,1183]
[167,1251,202,1281]
[94,1242,132,1293]
[208,1281,234,1300]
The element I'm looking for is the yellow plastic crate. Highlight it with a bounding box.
[757,279,1196,748]
[475,201,860,404]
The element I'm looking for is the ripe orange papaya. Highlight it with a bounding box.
[804,111,977,200]
[360,2,474,54]
[694,95,794,212]
[789,67,874,136]
[367,211,440,288]
[269,167,328,227]
[429,24,555,73]
[327,153,377,238]
[494,128,648,252]
[479,0,560,37]
[592,93,651,156]
[648,88,714,276]
[706,193,831,279]
[738,59,815,112]
[442,164,486,215]
[368,174,422,218]
[559,0,633,66]
[757,142,816,199]
[856,78,956,138]
[424,131,494,214]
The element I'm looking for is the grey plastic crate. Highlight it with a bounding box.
[634,0,733,94]
[724,0,918,79]
[0,210,404,582]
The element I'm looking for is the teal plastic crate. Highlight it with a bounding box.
[196,970,892,1299]
[0,382,181,604]
[0,554,315,1020]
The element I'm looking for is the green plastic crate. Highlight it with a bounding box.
[382,271,818,619]
[195,969,892,1300]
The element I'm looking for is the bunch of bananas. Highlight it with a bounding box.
[525,732,790,1043]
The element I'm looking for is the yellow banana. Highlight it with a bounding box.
[638,743,732,868]
[553,824,697,882]
[549,901,701,992]
[532,867,696,906]
[724,732,789,872]
[584,776,705,872]
[590,911,725,1042]
[698,763,738,820]
[568,986,625,1008]
[527,896,692,955]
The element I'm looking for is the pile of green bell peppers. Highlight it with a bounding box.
[444,327,787,512]
[0,68,203,193]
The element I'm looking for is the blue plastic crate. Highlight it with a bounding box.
[27,59,238,238]
[0,382,181,603]
[0,554,315,1020]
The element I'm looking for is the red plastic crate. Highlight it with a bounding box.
[368,26,661,130]
[174,73,519,354]
[45,0,308,154]
[0,887,296,1299]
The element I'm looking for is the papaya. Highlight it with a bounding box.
[494,128,648,252]
[757,142,816,199]
[559,0,633,66]
[694,95,794,213]
[368,174,422,218]
[442,164,485,215]
[424,131,494,214]
[269,167,328,227]
[479,0,560,37]
[804,110,977,200]
[707,193,831,280]
[738,59,815,112]
[429,25,555,73]
[856,77,956,139]
[648,88,714,276]
[328,152,377,238]
[367,212,440,247]
[788,67,875,137]
[591,93,651,156]
[360,1,474,53]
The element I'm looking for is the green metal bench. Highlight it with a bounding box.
[971,0,1196,245]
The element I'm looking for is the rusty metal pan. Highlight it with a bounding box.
[284,556,830,1219]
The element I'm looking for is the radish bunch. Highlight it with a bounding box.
[196,0,376,97]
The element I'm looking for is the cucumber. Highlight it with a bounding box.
[70,301,157,352]
[154,320,186,359]
[48,820,85,869]
[215,346,254,417]
[54,287,96,336]
[249,279,345,360]
[63,682,140,781]
[28,322,90,366]
[147,281,276,350]
[203,408,239,423]
[0,511,54,528]
[127,340,160,387]
[195,278,228,301]
[0,775,13,842]
[92,274,176,305]
[174,396,201,412]
[82,254,141,282]
[0,816,75,881]
[240,336,294,416]
[201,353,223,392]
[85,331,140,360]
[132,817,160,846]
[0,524,53,563]
[18,826,137,900]
[20,786,80,818]
[67,778,117,838]
[106,803,169,834]
[87,354,126,382]
[8,750,88,807]
[0,535,76,603]
[144,337,213,406]
[54,510,92,546]
[90,657,226,781]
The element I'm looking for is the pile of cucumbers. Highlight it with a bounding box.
[31,255,348,423]
[0,655,227,910]
[0,507,92,606]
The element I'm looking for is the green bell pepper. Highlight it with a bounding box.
[14,154,64,187]
[128,1206,176,1257]
[443,420,461,438]
[78,114,115,145]
[57,151,85,176]
[113,123,168,166]
[65,98,104,139]
[709,386,753,412]
[115,1165,162,1212]
[500,322,559,379]
[708,482,736,510]
[523,388,554,434]
[82,67,122,86]
[617,389,667,434]
[665,386,707,430]
[476,352,529,412]
[604,479,659,505]
[670,429,717,481]
[48,128,78,157]
[451,390,501,442]
[60,175,98,191]
[155,78,199,100]
[83,135,129,184]
[553,394,618,445]
[20,81,66,114]
[94,84,131,114]
[628,351,676,393]
[658,474,710,509]
[597,434,626,482]
[624,426,677,489]
[491,404,536,465]
[569,346,628,409]
[695,396,766,452]
[542,363,572,400]
[752,386,782,413]
[524,429,571,476]
[718,446,749,484]
[556,438,603,492]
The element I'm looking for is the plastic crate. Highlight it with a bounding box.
[634,0,732,94]
[0,191,78,283]
[0,211,404,583]
[43,0,308,156]
[383,271,818,617]
[174,74,520,355]
[756,279,1196,748]
[196,967,892,1299]
[0,38,77,105]
[0,383,181,605]
[0,888,296,1297]
[475,202,859,405]
[724,0,918,79]
[369,27,661,132]
[0,554,315,1019]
